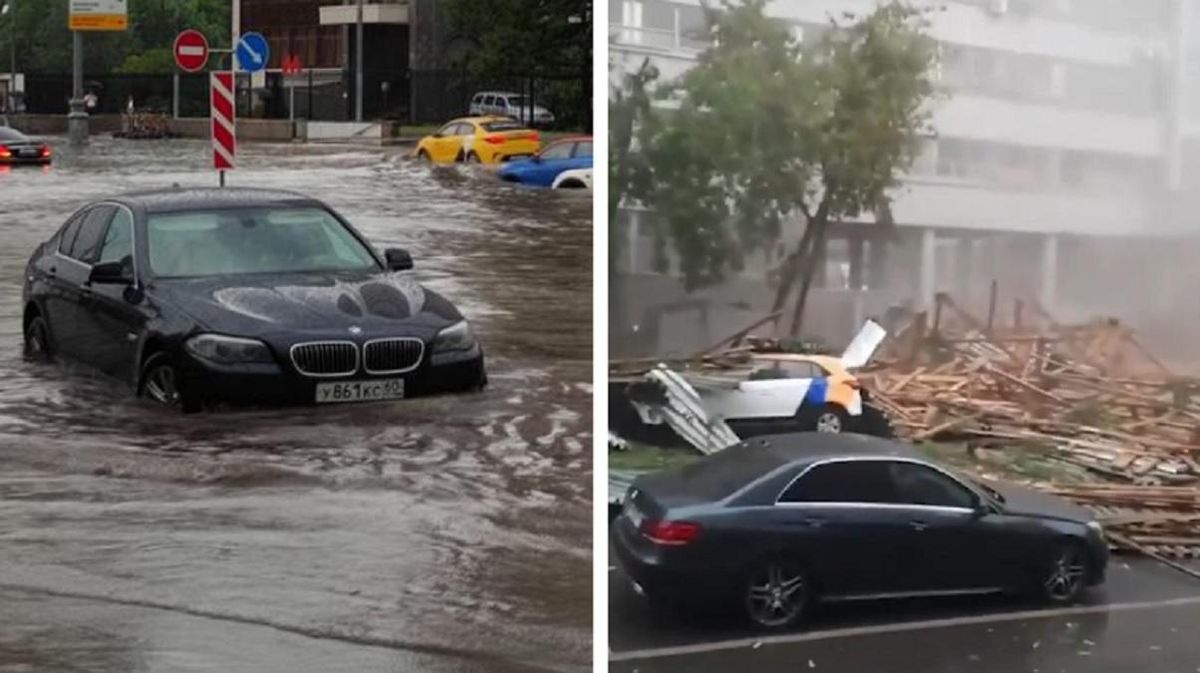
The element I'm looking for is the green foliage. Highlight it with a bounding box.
[0,0,230,74]
[115,47,174,74]
[609,58,658,270]
[618,0,941,331]
[444,0,591,79]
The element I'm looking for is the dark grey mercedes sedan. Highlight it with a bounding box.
[612,433,1108,629]
[22,187,486,412]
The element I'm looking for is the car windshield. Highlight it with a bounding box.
[147,207,379,278]
[971,477,1007,504]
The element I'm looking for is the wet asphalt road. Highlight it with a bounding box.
[609,546,1200,672]
[0,137,591,672]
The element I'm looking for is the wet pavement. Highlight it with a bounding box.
[0,137,592,672]
[609,545,1200,672]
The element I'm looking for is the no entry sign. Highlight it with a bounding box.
[210,71,235,171]
[174,29,209,73]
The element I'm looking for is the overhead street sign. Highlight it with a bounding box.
[69,0,128,31]
[173,30,210,73]
[235,32,270,73]
[211,71,236,172]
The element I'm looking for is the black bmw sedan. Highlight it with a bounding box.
[21,187,486,412]
[612,433,1108,629]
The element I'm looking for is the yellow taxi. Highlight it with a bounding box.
[414,116,541,164]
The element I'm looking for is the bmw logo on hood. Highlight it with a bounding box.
[348,326,363,335]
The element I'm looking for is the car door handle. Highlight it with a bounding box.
[909,520,929,532]
[786,518,825,529]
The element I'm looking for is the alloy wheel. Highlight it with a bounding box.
[23,317,51,361]
[745,561,807,628]
[815,411,843,433]
[143,364,182,408]
[1044,547,1086,601]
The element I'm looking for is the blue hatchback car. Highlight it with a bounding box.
[497,136,592,187]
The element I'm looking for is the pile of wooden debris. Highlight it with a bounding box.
[861,292,1200,559]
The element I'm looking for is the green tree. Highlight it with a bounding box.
[608,57,658,274]
[0,0,229,75]
[632,0,940,336]
[444,0,591,127]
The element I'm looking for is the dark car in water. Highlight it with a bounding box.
[0,127,51,165]
[612,433,1107,629]
[21,187,486,412]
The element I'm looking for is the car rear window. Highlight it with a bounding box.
[0,127,27,142]
[669,444,790,501]
[481,121,526,132]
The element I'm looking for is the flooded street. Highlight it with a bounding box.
[0,138,592,672]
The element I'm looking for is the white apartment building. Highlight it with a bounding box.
[610,0,1200,359]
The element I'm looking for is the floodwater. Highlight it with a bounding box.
[0,138,592,672]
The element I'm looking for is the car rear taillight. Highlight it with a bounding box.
[40,146,51,158]
[641,520,701,546]
[483,135,506,144]
[525,131,540,142]
[0,145,10,158]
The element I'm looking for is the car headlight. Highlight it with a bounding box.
[1087,520,1105,538]
[185,334,275,364]
[432,320,476,353]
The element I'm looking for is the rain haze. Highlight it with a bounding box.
[609,0,1200,365]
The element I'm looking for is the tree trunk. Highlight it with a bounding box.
[789,217,829,337]
[769,207,825,333]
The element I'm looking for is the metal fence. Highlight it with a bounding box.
[21,70,590,129]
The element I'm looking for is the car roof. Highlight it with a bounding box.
[742,432,920,467]
[109,186,323,214]
[752,353,848,374]
[450,116,516,125]
[545,135,593,145]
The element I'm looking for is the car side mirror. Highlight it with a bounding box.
[385,248,413,271]
[89,260,133,285]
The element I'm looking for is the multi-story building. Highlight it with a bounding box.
[610,0,1200,360]
[240,0,454,121]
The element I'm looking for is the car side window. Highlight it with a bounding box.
[779,461,897,504]
[457,122,475,136]
[574,141,593,157]
[483,95,494,106]
[65,206,115,263]
[888,462,977,509]
[437,122,457,136]
[539,142,574,160]
[97,207,134,268]
[56,211,86,255]
[779,362,820,379]
[748,364,788,381]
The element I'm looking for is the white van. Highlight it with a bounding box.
[468,91,555,126]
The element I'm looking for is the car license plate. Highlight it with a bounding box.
[19,148,36,157]
[315,378,404,404]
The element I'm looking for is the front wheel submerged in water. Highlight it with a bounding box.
[23,315,54,361]
[139,352,200,414]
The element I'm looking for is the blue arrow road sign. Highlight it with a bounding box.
[235,32,269,73]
